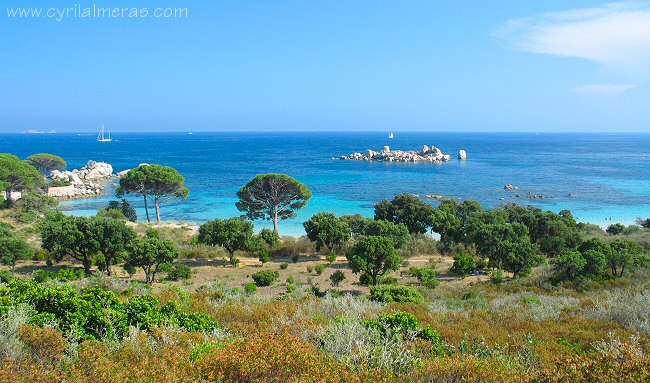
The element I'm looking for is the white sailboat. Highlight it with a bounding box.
[389,132,394,139]
[97,124,112,142]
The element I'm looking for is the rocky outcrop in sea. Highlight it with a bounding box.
[48,160,117,198]
[339,145,454,163]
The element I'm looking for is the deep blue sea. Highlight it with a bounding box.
[2,132,649,235]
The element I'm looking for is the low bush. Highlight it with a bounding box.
[252,270,279,287]
[279,262,289,270]
[450,252,476,277]
[315,264,326,275]
[330,270,346,287]
[369,285,424,304]
[364,311,440,342]
[165,262,194,281]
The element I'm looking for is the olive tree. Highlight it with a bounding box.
[125,230,179,283]
[236,174,312,235]
[0,223,32,273]
[346,236,400,285]
[374,193,435,234]
[303,212,350,252]
[198,217,255,265]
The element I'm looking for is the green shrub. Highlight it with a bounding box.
[252,270,279,287]
[244,283,257,294]
[306,265,313,273]
[330,270,346,287]
[279,262,289,270]
[291,253,300,263]
[286,284,297,294]
[314,264,326,276]
[0,269,14,283]
[417,267,439,288]
[286,275,295,285]
[364,311,440,342]
[258,248,270,264]
[491,269,504,284]
[450,251,476,277]
[326,252,337,263]
[369,285,424,303]
[165,263,194,281]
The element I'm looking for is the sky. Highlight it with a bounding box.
[1,1,649,132]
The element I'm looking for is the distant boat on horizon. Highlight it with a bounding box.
[97,124,112,142]
[389,132,394,139]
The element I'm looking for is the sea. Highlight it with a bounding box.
[1,131,649,235]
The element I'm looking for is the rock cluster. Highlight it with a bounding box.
[339,145,453,163]
[458,150,467,160]
[48,160,116,198]
[504,184,519,190]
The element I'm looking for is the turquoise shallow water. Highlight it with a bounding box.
[2,131,649,235]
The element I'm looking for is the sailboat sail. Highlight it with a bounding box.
[97,125,112,142]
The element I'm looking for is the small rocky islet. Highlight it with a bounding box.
[48,160,123,199]
[338,145,466,163]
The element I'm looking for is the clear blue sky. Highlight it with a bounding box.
[1,1,649,132]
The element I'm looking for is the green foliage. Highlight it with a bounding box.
[32,268,84,283]
[606,223,626,235]
[116,164,189,222]
[346,236,401,285]
[635,217,650,229]
[491,269,504,284]
[340,214,369,236]
[258,248,271,264]
[431,199,483,250]
[468,218,542,277]
[26,153,66,175]
[362,219,410,249]
[608,238,646,277]
[364,311,440,341]
[100,199,137,222]
[0,269,14,283]
[0,223,32,272]
[279,262,289,269]
[198,217,255,265]
[314,263,326,275]
[330,270,346,287]
[244,283,257,295]
[0,153,44,207]
[236,173,312,235]
[13,192,58,214]
[165,262,194,281]
[303,212,351,252]
[369,284,424,303]
[0,279,218,340]
[374,193,435,234]
[551,251,587,281]
[416,267,439,288]
[251,270,279,287]
[40,213,135,276]
[326,252,337,263]
[450,251,476,277]
[257,228,280,249]
[125,230,179,283]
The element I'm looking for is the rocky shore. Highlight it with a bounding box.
[48,160,118,199]
[339,145,456,163]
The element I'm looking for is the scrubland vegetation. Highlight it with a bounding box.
[2,155,650,382]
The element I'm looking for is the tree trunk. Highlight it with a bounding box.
[105,259,112,276]
[229,250,236,266]
[372,273,378,285]
[273,210,279,236]
[155,194,161,223]
[143,194,151,222]
[82,257,92,276]
[4,188,12,207]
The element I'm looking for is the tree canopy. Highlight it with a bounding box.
[0,223,32,273]
[198,217,255,265]
[125,230,179,283]
[346,236,400,285]
[362,219,410,250]
[40,213,99,275]
[374,193,435,234]
[117,164,189,222]
[236,174,312,235]
[0,153,44,206]
[303,212,351,252]
[90,216,137,276]
[27,153,67,176]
